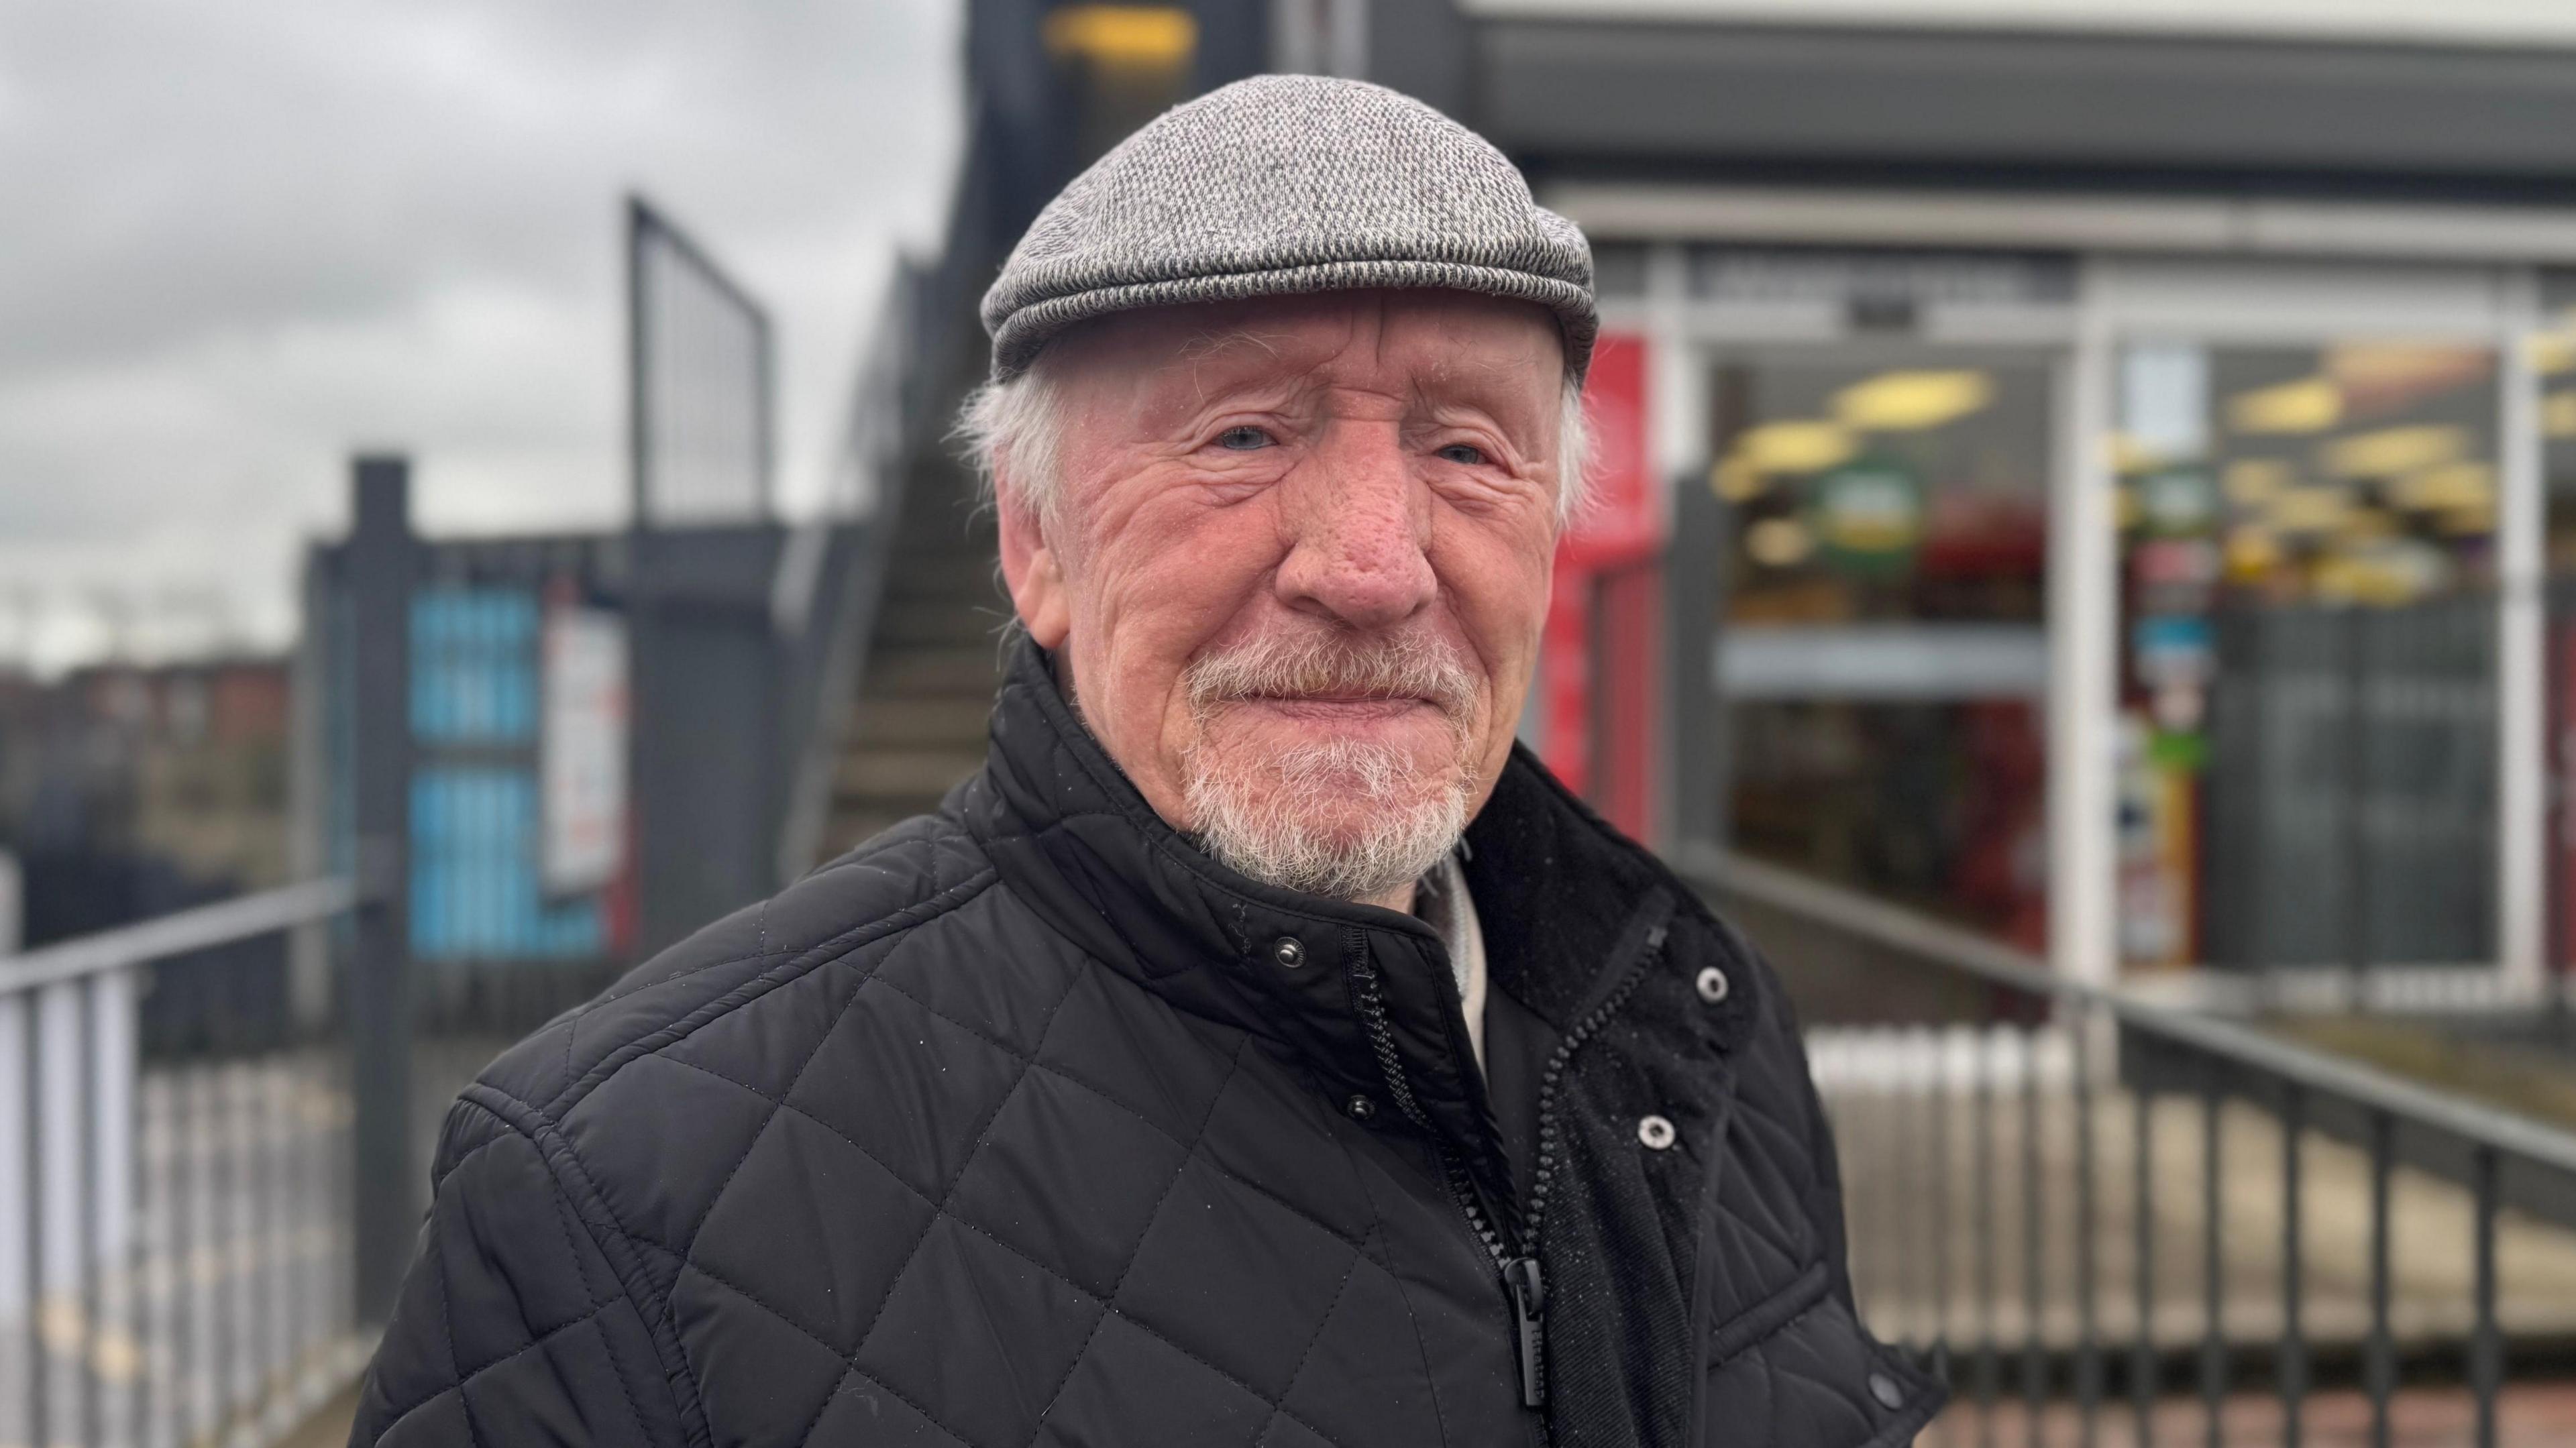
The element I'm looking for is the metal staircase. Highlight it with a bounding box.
[815,466,1006,860]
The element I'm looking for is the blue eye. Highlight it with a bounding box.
[1438,443,1487,466]
[1217,425,1273,451]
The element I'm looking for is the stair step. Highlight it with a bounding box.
[861,647,1008,699]
[879,601,1014,648]
[851,695,994,747]
[883,576,1006,612]
[835,748,987,803]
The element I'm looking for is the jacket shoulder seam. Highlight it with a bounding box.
[542,865,1001,1118]
[583,824,984,1015]
[457,1084,710,1448]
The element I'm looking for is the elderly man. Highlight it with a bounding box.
[352,76,1938,1448]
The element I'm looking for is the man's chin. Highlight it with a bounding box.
[1181,764,1472,901]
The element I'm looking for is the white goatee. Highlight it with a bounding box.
[1177,630,1480,903]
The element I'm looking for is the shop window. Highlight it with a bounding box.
[2533,272,2576,973]
[1707,351,2051,947]
[2113,341,2500,972]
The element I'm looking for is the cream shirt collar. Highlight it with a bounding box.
[1413,850,1488,1071]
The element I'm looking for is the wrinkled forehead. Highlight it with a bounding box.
[1046,289,1568,409]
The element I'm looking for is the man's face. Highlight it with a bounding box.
[996,290,1568,905]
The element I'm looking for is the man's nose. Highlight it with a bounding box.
[1275,423,1438,630]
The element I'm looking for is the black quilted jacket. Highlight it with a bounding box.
[351,641,1941,1447]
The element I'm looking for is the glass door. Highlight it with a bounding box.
[2095,259,2531,983]
[2113,338,2504,972]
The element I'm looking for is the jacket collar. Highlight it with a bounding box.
[957,636,1713,1159]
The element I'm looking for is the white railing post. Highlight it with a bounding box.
[34,977,86,1440]
[0,851,19,1443]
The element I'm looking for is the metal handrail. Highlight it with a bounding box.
[0,873,377,1446]
[1681,843,2576,1445]
[0,877,361,996]
[1675,843,2576,1181]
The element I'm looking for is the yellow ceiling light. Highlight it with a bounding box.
[2223,524,2282,580]
[2267,486,2351,533]
[2229,377,2342,435]
[1743,517,1815,569]
[2544,392,2576,439]
[2109,433,2163,476]
[1831,370,1993,432]
[2438,503,2498,537]
[2387,460,2493,513]
[2324,425,2465,480]
[1042,5,1197,66]
[2325,343,2492,410]
[1735,420,1855,475]
[2336,507,2400,545]
[1709,455,1768,503]
[2222,459,2294,507]
[2528,334,2576,378]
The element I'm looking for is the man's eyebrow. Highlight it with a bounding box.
[1173,328,1301,407]
[1178,327,1285,362]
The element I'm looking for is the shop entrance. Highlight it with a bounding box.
[1665,249,2543,987]
[2094,260,2534,983]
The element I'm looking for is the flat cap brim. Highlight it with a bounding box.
[981,76,1597,384]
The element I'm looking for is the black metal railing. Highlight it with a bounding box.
[0,877,422,1447]
[1682,846,2576,1448]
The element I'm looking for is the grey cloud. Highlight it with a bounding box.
[0,0,963,669]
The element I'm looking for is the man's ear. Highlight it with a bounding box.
[996,484,1071,649]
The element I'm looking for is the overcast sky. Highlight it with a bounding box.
[0,0,963,672]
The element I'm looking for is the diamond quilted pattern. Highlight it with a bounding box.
[1191,1048,1381,1250]
[789,976,1030,1201]
[375,1389,474,1448]
[435,1133,603,1364]
[690,1103,939,1352]
[661,950,881,1101]
[567,1051,782,1256]
[1035,960,1242,1141]
[1270,1253,1453,1447]
[872,891,1081,1056]
[1700,1294,1894,1448]
[669,1262,857,1448]
[804,1370,972,1445]
[853,1215,1108,1447]
[1030,1311,1272,1448]
[1256,1414,1341,1448]
[452,1313,647,1444]
[1115,1152,1366,1403]
[949,1066,1195,1298]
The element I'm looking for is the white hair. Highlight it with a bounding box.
[958,350,1594,525]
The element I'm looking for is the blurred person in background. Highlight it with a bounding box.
[349,77,1934,1448]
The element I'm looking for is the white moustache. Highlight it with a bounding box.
[1183,633,1480,719]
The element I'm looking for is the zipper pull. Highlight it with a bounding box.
[1504,1255,1546,1408]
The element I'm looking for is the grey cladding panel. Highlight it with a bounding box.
[1479,22,2576,180]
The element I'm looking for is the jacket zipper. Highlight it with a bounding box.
[1344,921,1668,1412]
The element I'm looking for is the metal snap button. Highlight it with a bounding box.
[1273,936,1305,968]
[1868,1372,1904,1410]
[1695,966,1730,1004]
[1345,1093,1376,1121]
[1637,1114,1676,1150]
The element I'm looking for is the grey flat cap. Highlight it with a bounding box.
[981,74,1596,382]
